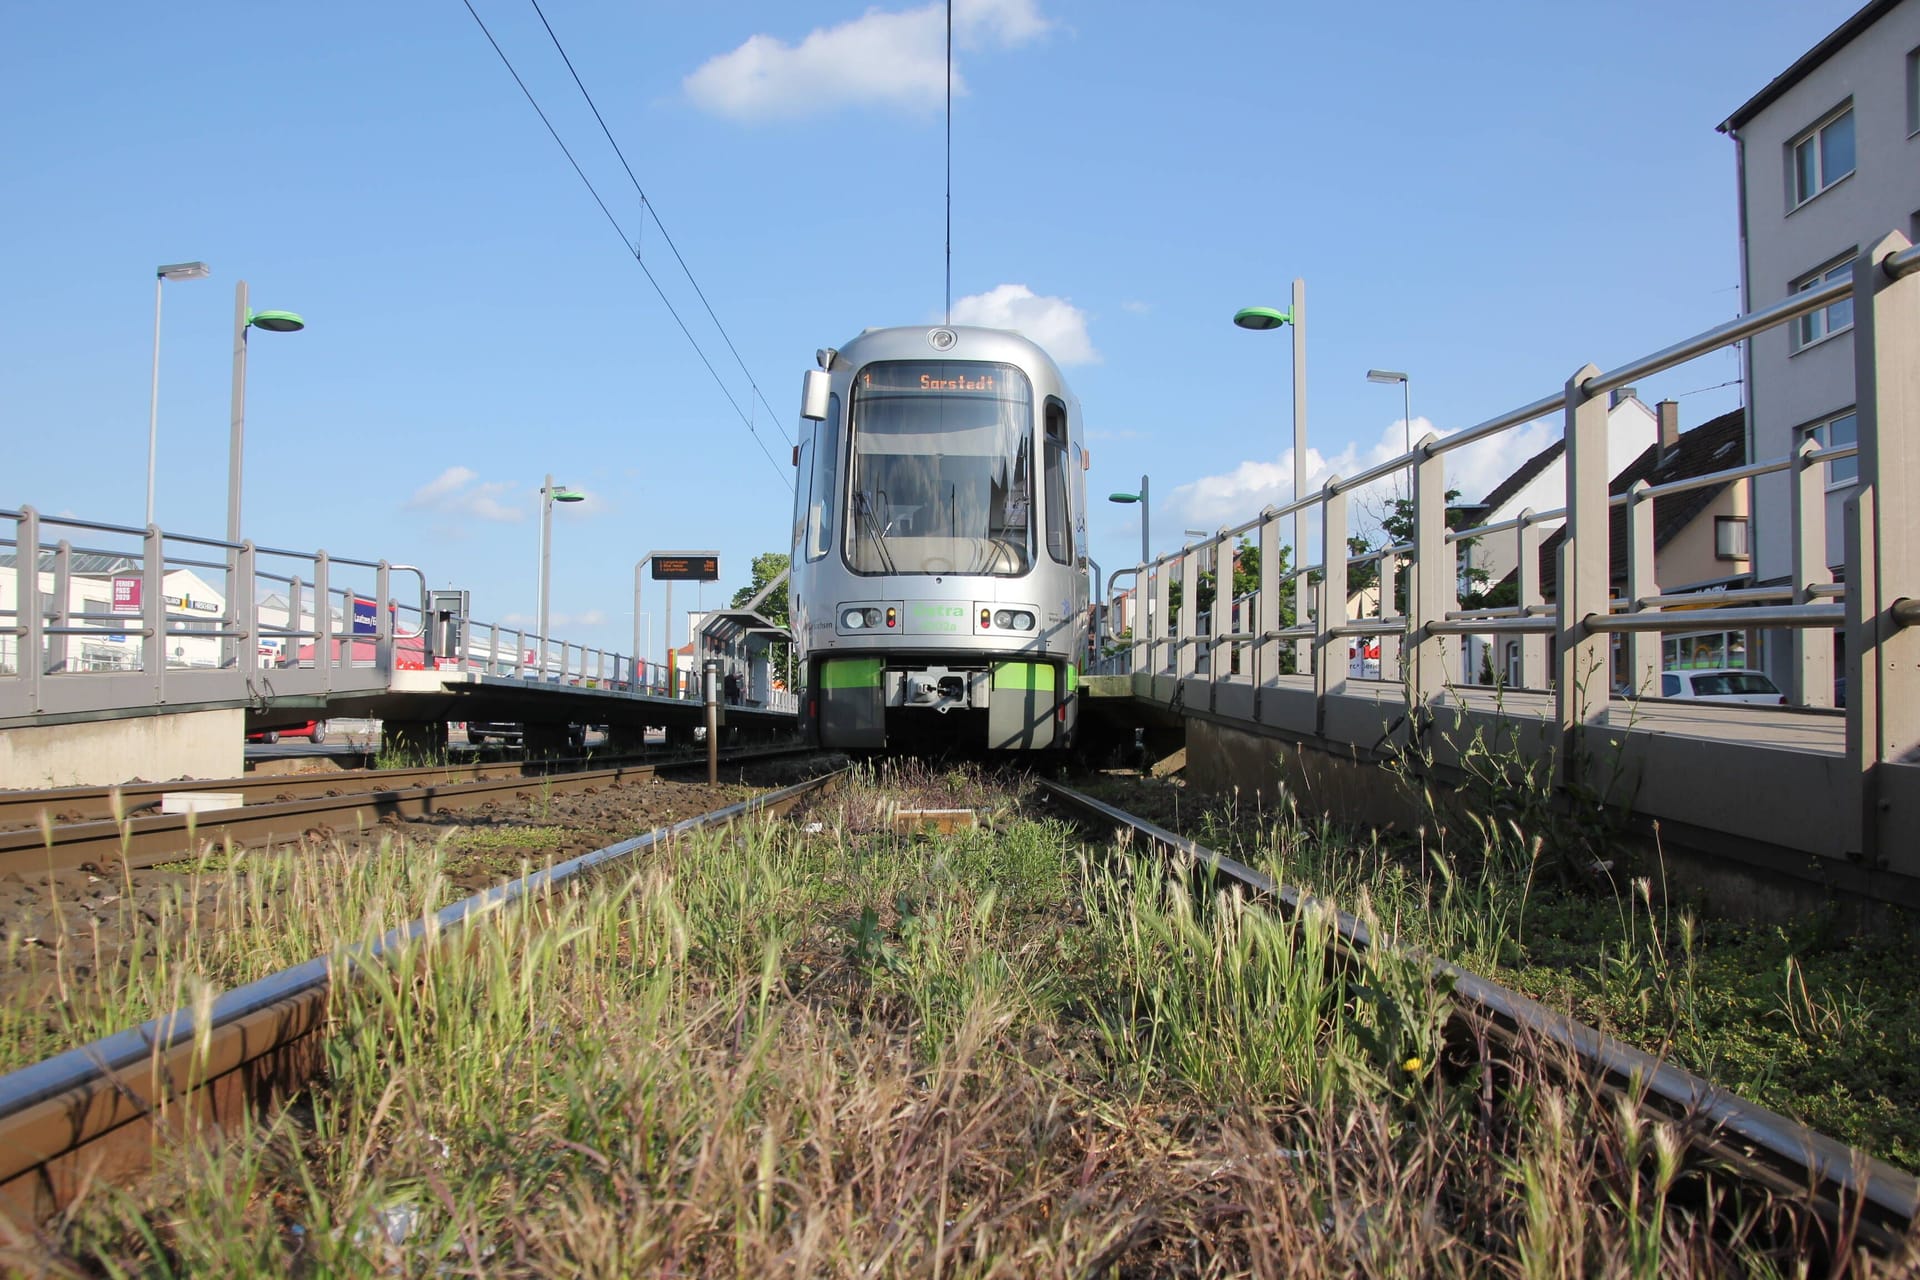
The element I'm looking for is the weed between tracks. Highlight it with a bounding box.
[14,763,1897,1276]
[1090,773,1920,1179]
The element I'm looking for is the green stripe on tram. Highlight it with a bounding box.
[819,657,884,689]
[991,661,1056,692]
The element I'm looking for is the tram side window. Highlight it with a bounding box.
[792,435,812,557]
[807,394,841,563]
[1044,398,1072,564]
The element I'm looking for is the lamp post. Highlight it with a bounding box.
[537,475,585,677]
[147,261,209,527]
[1366,369,1412,491]
[1234,278,1309,667]
[226,280,304,671]
[227,280,306,548]
[1106,474,1150,566]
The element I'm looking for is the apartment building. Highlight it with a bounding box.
[1718,0,1920,678]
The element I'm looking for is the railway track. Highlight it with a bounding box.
[0,744,821,876]
[0,767,849,1224]
[3,765,1912,1268]
[1037,777,1920,1259]
[0,744,788,831]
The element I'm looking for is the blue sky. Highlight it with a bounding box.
[0,0,1864,658]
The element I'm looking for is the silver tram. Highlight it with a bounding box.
[788,325,1090,750]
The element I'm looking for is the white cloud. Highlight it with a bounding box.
[406,467,527,524]
[949,283,1099,364]
[1120,300,1151,315]
[685,0,1050,121]
[1167,415,1561,537]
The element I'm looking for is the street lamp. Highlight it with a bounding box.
[1106,474,1150,565]
[1234,279,1309,665]
[538,474,585,676]
[147,261,210,527]
[227,280,306,549]
[1366,369,1412,488]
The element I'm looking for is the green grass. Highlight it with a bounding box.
[1088,773,1920,1174]
[17,765,1851,1276]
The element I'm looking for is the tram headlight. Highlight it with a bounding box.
[842,607,867,630]
[993,610,1013,629]
[1012,611,1035,631]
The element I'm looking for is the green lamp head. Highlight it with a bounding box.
[553,488,585,503]
[248,309,306,333]
[1108,492,1140,504]
[1232,305,1292,331]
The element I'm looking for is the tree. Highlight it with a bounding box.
[1352,492,1493,615]
[730,551,792,673]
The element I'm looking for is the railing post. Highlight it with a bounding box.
[47,539,71,675]
[234,541,257,680]
[1624,480,1658,698]
[1516,510,1546,689]
[374,561,393,674]
[1558,364,1611,781]
[1377,552,1401,682]
[144,524,166,702]
[1177,546,1198,679]
[1790,436,1834,708]
[20,506,42,713]
[314,552,333,688]
[1212,527,1233,685]
[1847,231,1920,870]
[1256,509,1279,686]
[1151,559,1171,677]
[1315,478,1348,724]
[1408,434,1452,703]
[286,573,304,672]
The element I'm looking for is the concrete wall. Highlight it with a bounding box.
[1182,711,1920,922]
[0,708,243,788]
[1731,0,1920,602]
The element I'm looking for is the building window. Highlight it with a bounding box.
[1908,46,1919,136]
[1714,516,1750,561]
[1792,255,1855,349]
[1803,410,1859,488]
[1789,105,1854,208]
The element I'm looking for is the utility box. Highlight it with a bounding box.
[428,589,470,666]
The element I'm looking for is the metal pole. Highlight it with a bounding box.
[226,280,249,548]
[665,580,674,697]
[704,656,720,782]
[632,559,643,690]
[538,474,553,677]
[146,275,163,528]
[1402,377,1413,489]
[1139,473,1150,565]
[1291,277,1309,671]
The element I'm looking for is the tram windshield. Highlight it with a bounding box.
[846,361,1034,576]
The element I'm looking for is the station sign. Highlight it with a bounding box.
[111,576,142,615]
[351,596,378,636]
[651,554,719,582]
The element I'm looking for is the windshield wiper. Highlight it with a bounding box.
[854,491,895,575]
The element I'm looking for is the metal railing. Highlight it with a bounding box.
[1,512,800,723]
[1093,231,1920,865]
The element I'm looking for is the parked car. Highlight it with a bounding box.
[247,720,326,744]
[1658,668,1786,706]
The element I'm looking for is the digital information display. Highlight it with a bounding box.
[859,361,1020,396]
[652,555,719,582]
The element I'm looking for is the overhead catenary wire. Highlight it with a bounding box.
[525,0,792,450]
[457,0,790,487]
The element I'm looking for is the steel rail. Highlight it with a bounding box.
[1036,779,1920,1253]
[0,767,848,1223]
[0,745,823,876]
[0,744,812,832]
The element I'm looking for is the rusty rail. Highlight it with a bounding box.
[0,767,847,1222]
